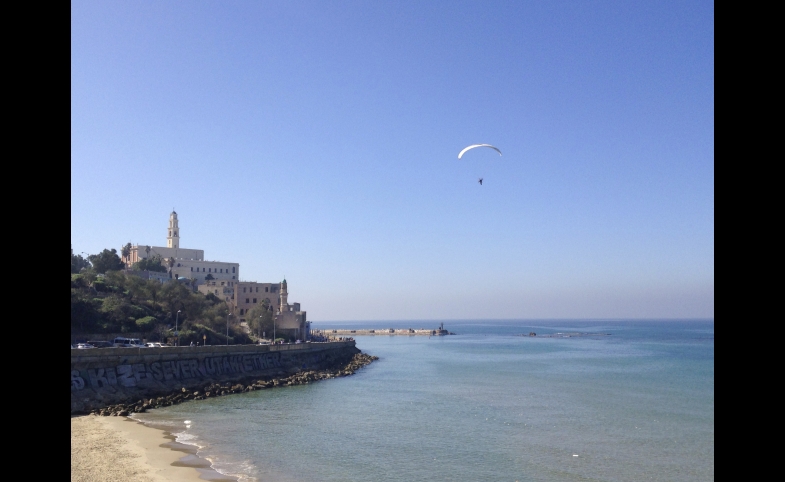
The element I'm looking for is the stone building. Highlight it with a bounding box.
[126,211,239,285]
[126,211,309,340]
[273,278,309,340]
[209,278,309,340]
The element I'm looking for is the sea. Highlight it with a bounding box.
[134,319,714,482]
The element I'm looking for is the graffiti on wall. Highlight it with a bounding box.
[71,353,282,391]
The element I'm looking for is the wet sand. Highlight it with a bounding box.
[71,415,237,482]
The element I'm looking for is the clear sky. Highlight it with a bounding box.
[71,1,714,321]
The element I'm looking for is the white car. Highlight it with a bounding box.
[75,343,95,349]
[145,342,164,348]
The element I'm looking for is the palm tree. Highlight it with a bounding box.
[121,243,132,268]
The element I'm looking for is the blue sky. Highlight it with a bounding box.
[71,1,714,321]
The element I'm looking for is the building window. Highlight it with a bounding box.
[221,282,224,286]
[253,298,257,303]
[265,287,268,292]
[232,276,235,279]
[209,268,211,273]
[240,309,244,315]
[232,267,236,273]
[243,288,246,293]
[246,299,250,303]
[190,267,193,272]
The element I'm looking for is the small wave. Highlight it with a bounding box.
[173,431,201,445]
[208,458,259,482]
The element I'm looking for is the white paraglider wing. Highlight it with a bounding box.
[458,144,502,159]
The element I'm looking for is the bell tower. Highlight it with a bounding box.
[279,278,288,313]
[167,210,180,248]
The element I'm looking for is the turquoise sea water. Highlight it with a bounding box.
[135,320,714,481]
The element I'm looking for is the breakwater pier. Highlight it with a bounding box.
[315,322,455,337]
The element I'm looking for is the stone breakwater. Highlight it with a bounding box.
[318,328,455,336]
[71,341,375,414]
[90,352,378,417]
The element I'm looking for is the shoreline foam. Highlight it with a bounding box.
[71,414,237,482]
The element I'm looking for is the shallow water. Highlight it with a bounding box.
[136,320,714,481]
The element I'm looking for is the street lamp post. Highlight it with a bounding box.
[175,310,181,346]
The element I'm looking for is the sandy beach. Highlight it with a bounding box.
[71,415,236,482]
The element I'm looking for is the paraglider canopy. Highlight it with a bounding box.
[458,144,502,159]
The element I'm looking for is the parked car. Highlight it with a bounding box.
[113,337,146,348]
[86,340,114,348]
[145,342,164,348]
[75,343,95,349]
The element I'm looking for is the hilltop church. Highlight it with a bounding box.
[126,211,240,284]
[127,211,309,340]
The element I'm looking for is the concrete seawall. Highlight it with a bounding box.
[71,341,359,413]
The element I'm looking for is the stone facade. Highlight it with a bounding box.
[233,282,282,317]
[126,211,239,285]
[123,212,308,339]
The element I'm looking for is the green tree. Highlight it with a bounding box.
[132,254,167,272]
[135,315,157,332]
[88,249,125,274]
[144,279,163,304]
[160,281,207,324]
[71,253,91,273]
[99,295,145,332]
[247,300,275,339]
[125,275,147,302]
[121,243,132,267]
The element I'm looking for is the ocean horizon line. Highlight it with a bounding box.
[311,317,714,324]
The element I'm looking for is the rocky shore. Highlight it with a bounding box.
[89,352,378,417]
